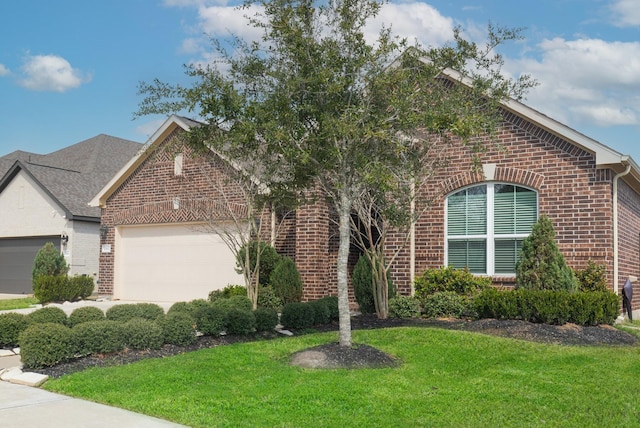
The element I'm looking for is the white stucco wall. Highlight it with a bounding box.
[0,171,66,237]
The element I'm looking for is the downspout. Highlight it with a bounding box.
[613,158,631,295]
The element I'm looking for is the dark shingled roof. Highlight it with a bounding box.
[0,134,142,220]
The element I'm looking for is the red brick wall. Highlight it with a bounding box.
[617,180,640,312]
[386,109,617,293]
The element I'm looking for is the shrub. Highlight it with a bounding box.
[236,241,281,287]
[257,286,283,311]
[474,288,619,326]
[20,323,74,368]
[0,313,29,347]
[280,302,315,329]
[72,320,126,355]
[106,303,164,322]
[26,306,68,325]
[194,304,226,336]
[388,295,421,319]
[123,318,164,350]
[269,256,303,305]
[67,306,105,327]
[135,303,166,321]
[414,266,490,300]
[212,295,253,313]
[352,255,375,314]
[575,261,608,292]
[33,275,69,304]
[254,307,279,332]
[224,309,256,335]
[32,242,68,283]
[209,285,247,302]
[516,214,578,292]
[167,299,210,317]
[422,291,467,319]
[67,275,95,300]
[308,299,331,325]
[158,312,197,346]
[317,296,339,321]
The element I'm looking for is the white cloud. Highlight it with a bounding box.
[0,64,9,76]
[507,37,640,127]
[19,54,91,92]
[610,0,640,27]
[135,118,168,139]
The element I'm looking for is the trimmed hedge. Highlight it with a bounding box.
[388,295,421,319]
[106,303,165,322]
[167,299,210,317]
[0,313,29,348]
[308,299,331,325]
[254,307,279,332]
[414,266,490,299]
[317,296,339,321]
[224,309,256,335]
[20,323,74,368]
[72,320,126,355]
[422,291,468,319]
[159,312,197,346]
[212,296,253,313]
[280,302,315,329]
[474,288,619,326]
[67,306,105,327]
[26,306,68,325]
[67,275,95,300]
[257,286,283,311]
[123,318,164,350]
[194,304,226,336]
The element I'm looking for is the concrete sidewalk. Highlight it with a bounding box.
[0,381,187,427]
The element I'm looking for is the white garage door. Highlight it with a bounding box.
[115,224,243,302]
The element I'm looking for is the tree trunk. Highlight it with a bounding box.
[370,248,389,319]
[337,192,353,347]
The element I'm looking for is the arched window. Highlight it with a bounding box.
[446,183,538,275]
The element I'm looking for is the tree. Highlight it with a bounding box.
[137,0,533,346]
[32,242,68,284]
[515,214,578,291]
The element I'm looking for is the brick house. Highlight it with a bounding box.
[91,99,640,316]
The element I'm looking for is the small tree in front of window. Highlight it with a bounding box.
[515,214,578,291]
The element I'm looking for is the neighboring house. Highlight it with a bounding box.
[0,135,142,294]
[92,101,640,317]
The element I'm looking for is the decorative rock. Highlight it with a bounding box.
[13,348,20,355]
[277,329,293,336]
[9,372,49,387]
[290,350,327,368]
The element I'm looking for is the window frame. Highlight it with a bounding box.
[444,182,538,276]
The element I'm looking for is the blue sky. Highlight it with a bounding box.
[1,0,639,163]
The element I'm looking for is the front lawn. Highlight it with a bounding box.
[0,296,38,311]
[44,327,640,427]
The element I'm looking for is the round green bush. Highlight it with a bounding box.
[224,309,256,335]
[194,304,226,336]
[280,302,315,329]
[32,275,69,304]
[254,307,279,332]
[123,318,164,350]
[67,306,105,327]
[67,275,95,300]
[72,320,126,355]
[0,313,29,348]
[158,312,197,346]
[134,303,165,321]
[26,306,68,325]
[317,296,339,321]
[212,295,253,312]
[422,291,467,319]
[388,295,422,319]
[19,322,74,369]
[308,299,331,325]
[168,299,211,317]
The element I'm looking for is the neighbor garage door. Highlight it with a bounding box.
[0,236,60,294]
[114,224,243,302]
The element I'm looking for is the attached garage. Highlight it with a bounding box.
[114,224,243,302]
[0,236,60,294]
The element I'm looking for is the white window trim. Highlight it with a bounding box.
[445,182,538,276]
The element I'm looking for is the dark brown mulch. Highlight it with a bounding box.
[34,315,639,378]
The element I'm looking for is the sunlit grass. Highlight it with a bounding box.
[44,327,640,427]
[0,296,39,311]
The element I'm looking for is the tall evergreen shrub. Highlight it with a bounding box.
[32,242,68,283]
[269,256,303,304]
[515,214,578,292]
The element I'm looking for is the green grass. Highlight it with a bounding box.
[45,327,640,427]
[0,296,38,311]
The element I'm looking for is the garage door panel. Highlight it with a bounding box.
[0,237,60,294]
[115,224,243,302]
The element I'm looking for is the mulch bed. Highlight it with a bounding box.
[34,315,639,378]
